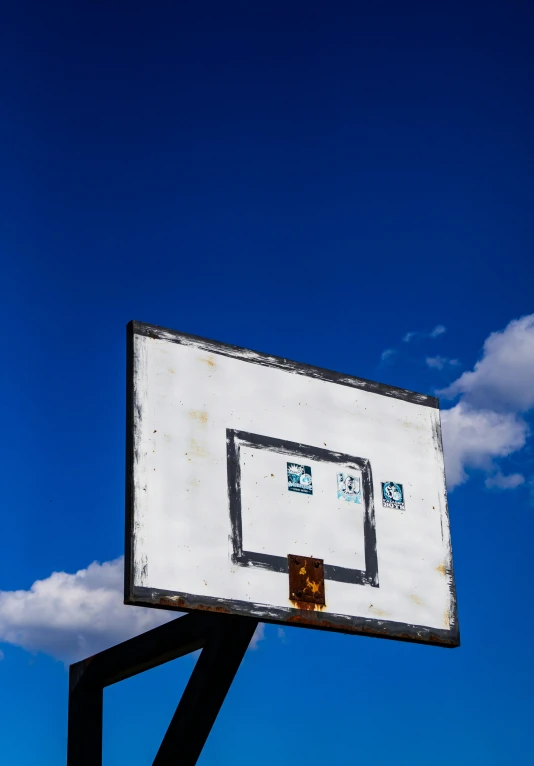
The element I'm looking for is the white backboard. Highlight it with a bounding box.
[125,321,459,647]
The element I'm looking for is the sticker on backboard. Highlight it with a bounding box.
[337,472,362,504]
[382,482,405,510]
[287,463,313,495]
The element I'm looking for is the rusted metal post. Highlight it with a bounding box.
[66,612,259,766]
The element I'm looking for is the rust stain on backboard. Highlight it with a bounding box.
[199,355,216,368]
[157,596,232,617]
[410,594,424,605]
[150,593,458,646]
[190,438,208,458]
[288,555,325,608]
[159,597,186,608]
[188,410,208,425]
[436,563,448,577]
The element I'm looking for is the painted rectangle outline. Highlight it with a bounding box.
[226,429,379,588]
[125,320,460,648]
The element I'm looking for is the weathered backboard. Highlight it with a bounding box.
[125,321,459,647]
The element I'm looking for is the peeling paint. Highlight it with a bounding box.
[136,321,438,408]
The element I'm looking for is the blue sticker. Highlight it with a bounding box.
[382,481,405,510]
[287,463,313,495]
[337,472,362,504]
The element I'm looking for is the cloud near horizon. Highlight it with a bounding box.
[0,557,265,664]
[440,314,534,489]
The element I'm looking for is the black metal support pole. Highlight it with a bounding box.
[67,611,259,766]
[67,663,103,766]
[153,613,258,765]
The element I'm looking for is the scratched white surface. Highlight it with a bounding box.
[131,332,455,632]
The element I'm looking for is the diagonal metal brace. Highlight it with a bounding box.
[67,610,259,765]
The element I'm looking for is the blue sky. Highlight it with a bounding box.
[1,2,534,763]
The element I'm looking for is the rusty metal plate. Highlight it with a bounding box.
[288,555,325,606]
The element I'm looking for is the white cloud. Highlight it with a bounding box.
[0,558,265,664]
[440,314,534,413]
[439,314,534,490]
[430,324,447,338]
[485,472,525,490]
[380,348,396,363]
[426,356,460,370]
[249,623,265,649]
[403,326,446,343]
[440,403,528,489]
[0,558,176,663]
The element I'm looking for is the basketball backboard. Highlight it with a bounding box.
[125,321,459,647]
